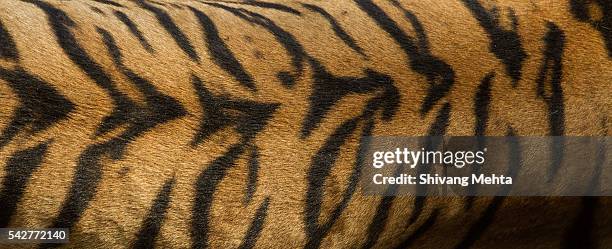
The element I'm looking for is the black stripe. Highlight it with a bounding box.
[0,19,18,60]
[48,125,187,248]
[199,2,305,88]
[353,0,417,53]
[237,8,306,88]
[92,0,124,8]
[242,0,301,15]
[149,0,170,7]
[393,209,440,249]
[363,104,449,248]
[301,4,366,56]
[190,77,277,248]
[570,0,612,58]
[536,22,566,180]
[44,143,106,249]
[354,0,455,116]
[474,73,494,136]
[114,10,155,53]
[192,143,246,249]
[148,2,182,9]
[43,139,136,249]
[304,117,361,249]
[0,142,49,227]
[0,68,75,150]
[306,78,394,249]
[19,0,135,138]
[41,142,117,249]
[100,25,186,143]
[465,73,494,209]
[244,145,259,204]
[43,27,186,244]
[562,197,599,249]
[461,0,527,85]
[303,66,398,248]
[22,0,114,90]
[304,116,360,246]
[427,102,451,136]
[189,75,279,146]
[455,196,505,249]
[189,6,256,90]
[137,0,200,62]
[97,26,187,145]
[406,196,427,226]
[238,197,270,249]
[390,0,428,51]
[204,0,301,15]
[346,94,399,249]
[454,127,520,249]
[301,62,397,138]
[132,177,176,249]
[537,22,565,136]
[408,104,450,225]
[190,75,233,146]
[361,196,394,249]
[169,3,184,9]
[90,6,106,15]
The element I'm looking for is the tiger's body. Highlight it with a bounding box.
[0,0,610,248]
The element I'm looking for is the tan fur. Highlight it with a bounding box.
[0,0,610,248]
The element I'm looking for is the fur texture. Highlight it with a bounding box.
[0,0,610,248]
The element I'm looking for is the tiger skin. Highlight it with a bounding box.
[0,0,610,248]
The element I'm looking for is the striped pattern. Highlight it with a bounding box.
[0,0,610,248]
